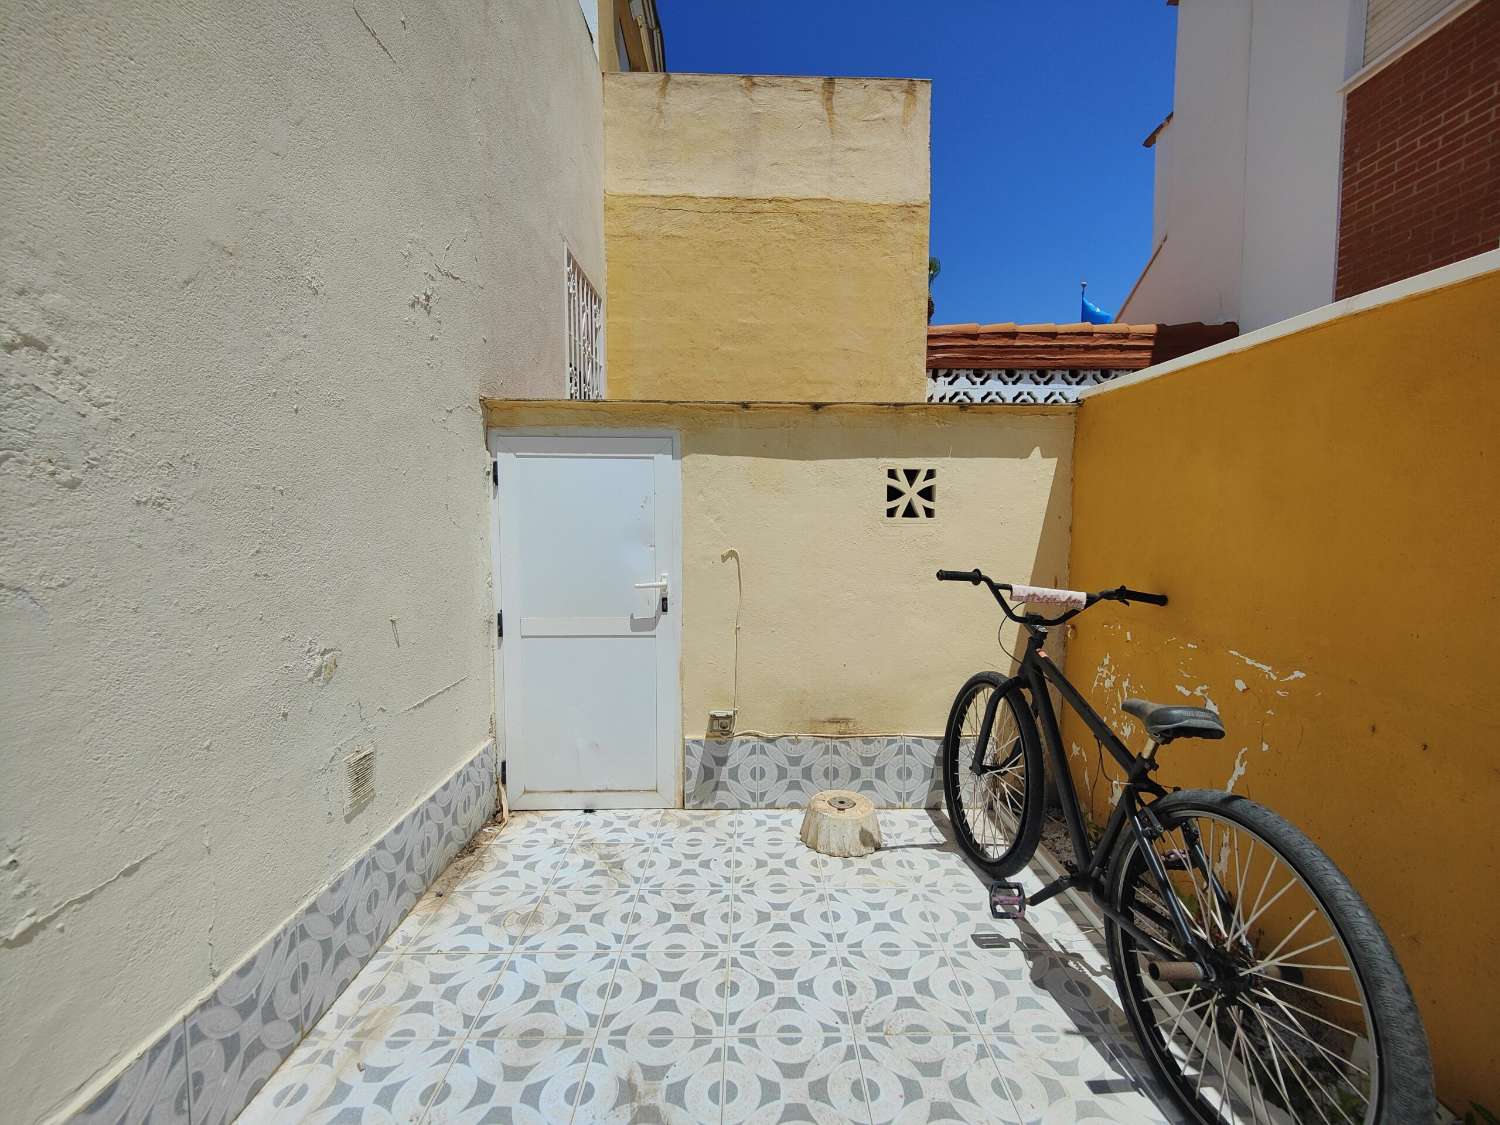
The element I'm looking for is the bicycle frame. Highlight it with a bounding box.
[997,627,1223,966]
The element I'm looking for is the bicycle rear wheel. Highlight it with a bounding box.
[1105,790,1433,1125]
[940,672,1044,877]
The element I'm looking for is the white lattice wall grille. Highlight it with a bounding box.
[566,248,603,400]
[926,368,1132,405]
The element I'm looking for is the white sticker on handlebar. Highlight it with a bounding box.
[1009,584,1087,609]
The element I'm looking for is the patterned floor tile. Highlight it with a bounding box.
[470,948,619,1040]
[562,837,662,885]
[575,809,664,843]
[733,878,832,950]
[245,808,1192,1125]
[724,948,849,1038]
[822,844,970,889]
[720,1036,870,1125]
[629,876,734,950]
[236,1034,455,1125]
[872,811,955,849]
[574,1036,723,1124]
[424,1037,593,1125]
[658,809,739,836]
[858,1033,1023,1124]
[317,951,504,1043]
[824,887,944,950]
[405,885,547,954]
[654,830,735,880]
[985,1032,1176,1124]
[729,843,827,885]
[512,874,637,953]
[600,948,728,1039]
[841,948,975,1038]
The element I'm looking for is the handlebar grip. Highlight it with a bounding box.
[936,569,981,584]
[1118,587,1168,606]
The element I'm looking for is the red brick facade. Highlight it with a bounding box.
[1336,1,1500,300]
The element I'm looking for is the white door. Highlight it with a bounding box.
[490,432,681,809]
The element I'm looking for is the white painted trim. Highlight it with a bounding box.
[1081,249,1500,400]
[1340,0,1478,92]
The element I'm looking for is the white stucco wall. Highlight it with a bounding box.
[0,2,602,1120]
[1123,0,1358,332]
[1123,0,1252,326]
[1238,0,1355,330]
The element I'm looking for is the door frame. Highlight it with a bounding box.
[486,427,683,809]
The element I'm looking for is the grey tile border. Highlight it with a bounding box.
[70,1019,191,1125]
[685,736,943,810]
[65,740,497,1125]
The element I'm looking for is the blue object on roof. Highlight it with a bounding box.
[1081,293,1113,325]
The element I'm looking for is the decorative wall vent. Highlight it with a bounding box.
[886,467,936,519]
[927,368,1128,404]
[565,247,603,400]
[346,746,375,814]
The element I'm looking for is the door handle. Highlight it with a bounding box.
[634,573,670,613]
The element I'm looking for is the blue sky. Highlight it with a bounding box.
[656,0,1178,325]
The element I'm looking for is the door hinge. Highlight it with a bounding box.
[490,459,498,488]
[496,611,503,640]
[500,760,507,785]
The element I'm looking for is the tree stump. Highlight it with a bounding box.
[800,790,881,857]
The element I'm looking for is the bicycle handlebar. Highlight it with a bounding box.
[935,568,1167,627]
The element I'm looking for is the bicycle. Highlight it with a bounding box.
[934,567,1433,1125]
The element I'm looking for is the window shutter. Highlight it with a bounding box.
[1364,0,1461,65]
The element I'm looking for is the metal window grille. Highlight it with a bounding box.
[566,249,603,400]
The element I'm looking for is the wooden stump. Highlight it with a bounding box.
[800,790,881,857]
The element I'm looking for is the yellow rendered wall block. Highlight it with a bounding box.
[605,194,929,402]
[485,401,1073,736]
[1062,266,1500,1109]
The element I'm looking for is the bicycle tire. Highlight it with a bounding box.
[1104,789,1433,1125]
[940,672,1045,878]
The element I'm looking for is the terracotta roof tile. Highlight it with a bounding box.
[926,320,1237,371]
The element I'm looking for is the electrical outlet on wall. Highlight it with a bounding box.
[708,710,736,738]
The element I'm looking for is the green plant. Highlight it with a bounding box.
[927,256,941,322]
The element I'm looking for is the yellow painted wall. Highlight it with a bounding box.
[603,74,931,402]
[486,401,1072,736]
[1063,265,1500,1109]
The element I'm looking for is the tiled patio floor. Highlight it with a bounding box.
[241,809,1186,1123]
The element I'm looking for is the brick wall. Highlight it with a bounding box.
[1336,0,1500,299]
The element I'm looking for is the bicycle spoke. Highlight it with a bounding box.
[1253,992,1370,1081]
[1250,1005,1338,1125]
[1254,908,1321,967]
[1242,969,1364,1008]
[1253,1006,1363,1124]
[1113,808,1380,1125]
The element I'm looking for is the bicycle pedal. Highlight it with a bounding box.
[989,881,1027,920]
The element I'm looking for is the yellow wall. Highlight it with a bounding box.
[1063,264,1500,1109]
[486,401,1072,736]
[603,74,931,402]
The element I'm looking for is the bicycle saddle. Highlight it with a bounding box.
[1122,697,1226,743]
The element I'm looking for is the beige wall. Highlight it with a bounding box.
[487,402,1073,736]
[1066,257,1500,1108]
[0,2,602,1120]
[603,74,931,402]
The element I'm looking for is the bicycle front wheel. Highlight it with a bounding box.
[940,672,1044,877]
[1105,789,1433,1125]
